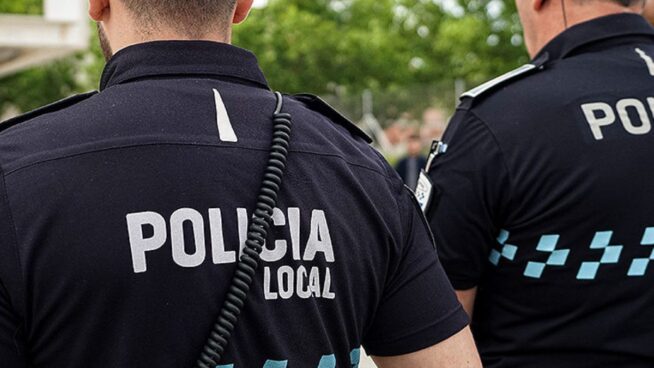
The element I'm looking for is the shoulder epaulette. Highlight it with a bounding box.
[460,53,549,105]
[293,93,373,144]
[0,91,98,133]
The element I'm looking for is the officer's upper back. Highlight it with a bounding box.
[0,76,389,182]
[462,13,654,139]
[0,42,419,368]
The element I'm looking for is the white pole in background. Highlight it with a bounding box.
[44,0,86,22]
[454,78,466,108]
[360,89,392,153]
[44,0,89,49]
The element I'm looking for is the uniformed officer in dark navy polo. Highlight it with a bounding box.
[421,0,654,367]
[0,0,482,367]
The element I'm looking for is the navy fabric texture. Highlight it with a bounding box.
[427,14,654,368]
[0,41,467,367]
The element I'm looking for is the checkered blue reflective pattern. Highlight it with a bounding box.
[489,228,654,280]
[577,231,623,280]
[524,235,570,279]
[628,228,654,277]
[489,230,518,266]
[217,349,360,368]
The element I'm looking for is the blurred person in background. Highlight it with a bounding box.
[420,107,447,143]
[395,133,427,190]
[0,0,481,367]
[383,121,405,147]
[423,0,654,367]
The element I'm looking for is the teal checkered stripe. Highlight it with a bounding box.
[489,228,654,280]
[217,348,360,368]
[576,231,623,280]
[489,230,517,266]
[628,228,654,276]
[524,234,570,279]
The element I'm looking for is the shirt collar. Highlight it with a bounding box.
[100,40,269,91]
[534,13,654,62]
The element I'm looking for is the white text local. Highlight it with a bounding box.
[264,266,335,300]
[582,97,654,140]
[126,207,335,273]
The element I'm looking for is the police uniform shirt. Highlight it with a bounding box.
[0,42,468,367]
[427,14,654,368]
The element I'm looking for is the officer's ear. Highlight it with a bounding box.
[233,0,255,24]
[89,0,110,21]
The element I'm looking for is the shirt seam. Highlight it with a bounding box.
[0,165,26,320]
[467,109,517,225]
[359,150,404,339]
[361,175,404,339]
[3,142,391,179]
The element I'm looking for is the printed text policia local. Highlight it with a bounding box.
[126,207,336,300]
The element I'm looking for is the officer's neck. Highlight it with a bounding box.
[110,29,233,56]
[95,0,235,59]
[529,5,641,58]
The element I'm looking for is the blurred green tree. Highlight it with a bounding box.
[0,0,528,121]
[0,0,42,14]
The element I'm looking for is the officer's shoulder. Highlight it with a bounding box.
[289,93,398,180]
[458,57,548,112]
[0,91,98,135]
[290,93,372,144]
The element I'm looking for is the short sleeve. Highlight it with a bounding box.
[362,185,469,357]
[426,110,512,290]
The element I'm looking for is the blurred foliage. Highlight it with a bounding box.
[0,0,529,122]
[0,0,42,14]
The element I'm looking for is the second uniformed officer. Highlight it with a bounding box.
[425,0,654,367]
[0,0,481,367]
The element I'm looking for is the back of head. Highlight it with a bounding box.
[120,0,237,38]
[90,0,251,61]
[517,0,647,57]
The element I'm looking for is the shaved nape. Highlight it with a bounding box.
[572,0,646,5]
[120,0,238,38]
[610,0,645,5]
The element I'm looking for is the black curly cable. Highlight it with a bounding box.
[196,92,293,368]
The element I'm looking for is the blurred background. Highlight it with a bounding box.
[0,0,528,183]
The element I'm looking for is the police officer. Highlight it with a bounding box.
[0,0,481,367]
[423,0,654,367]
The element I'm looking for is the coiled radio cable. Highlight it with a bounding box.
[196,91,293,368]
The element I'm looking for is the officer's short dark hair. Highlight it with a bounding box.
[573,0,644,5]
[120,0,238,37]
[604,0,644,6]
[612,0,644,5]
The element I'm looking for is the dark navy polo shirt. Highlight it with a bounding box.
[427,14,654,368]
[0,41,468,367]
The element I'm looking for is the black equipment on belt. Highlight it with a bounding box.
[196,91,293,368]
